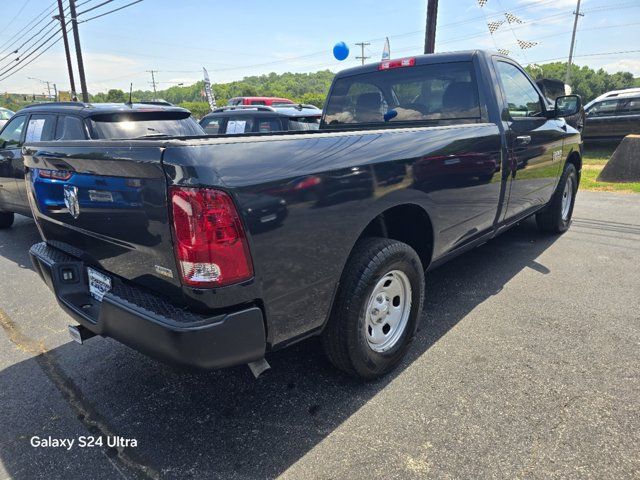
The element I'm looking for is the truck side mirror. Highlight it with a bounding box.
[555,95,581,118]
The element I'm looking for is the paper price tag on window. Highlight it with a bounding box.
[25,118,45,142]
[226,120,247,134]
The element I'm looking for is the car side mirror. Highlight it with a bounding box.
[555,94,581,118]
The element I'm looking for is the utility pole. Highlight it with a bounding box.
[565,0,583,84]
[68,0,89,102]
[55,0,77,99]
[424,0,439,54]
[147,70,159,98]
[28,77,52,100]
[53,83,58,101]
[355,42,370,66]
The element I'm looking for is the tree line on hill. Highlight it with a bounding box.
[1,63,639,117]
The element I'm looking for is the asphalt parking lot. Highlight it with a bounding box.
[0,190,638,480]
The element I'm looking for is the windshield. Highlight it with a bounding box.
[323,61,481,128]
[89,113,204,139]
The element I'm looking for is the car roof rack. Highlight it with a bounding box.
[22,101,89,109]
[213,105,277,113]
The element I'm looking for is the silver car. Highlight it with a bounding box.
[0,108,14,129]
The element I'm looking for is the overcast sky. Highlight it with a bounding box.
[0,0,639,95]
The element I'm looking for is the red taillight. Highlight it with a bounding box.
[39,169,73,181]
[169,186,253,288]
[379,57,416,70]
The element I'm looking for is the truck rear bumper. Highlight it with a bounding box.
[29,242,266,369]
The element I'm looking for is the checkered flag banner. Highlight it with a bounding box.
[478,0,488,7]
[498,48,510,55]
[487,20,505,34]
[517,39,538,49]
[505,12,524,24]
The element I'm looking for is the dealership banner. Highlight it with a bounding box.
[203,67,216,111]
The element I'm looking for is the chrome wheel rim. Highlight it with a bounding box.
[561,175,574,221]
[364,270,412,353]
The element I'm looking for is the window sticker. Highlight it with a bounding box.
[226,120,247,134]
[25,118,46,142]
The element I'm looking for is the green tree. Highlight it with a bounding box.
[525,62,636,102]
[178,101,211,119]
[105,89,126,103]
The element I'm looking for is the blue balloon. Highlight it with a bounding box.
[333,42,349,61]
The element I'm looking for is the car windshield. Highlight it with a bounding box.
[89,112,204,139]
[0,109,13,120]
[323,61,481,128]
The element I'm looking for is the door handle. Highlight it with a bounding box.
[515,135,531,146]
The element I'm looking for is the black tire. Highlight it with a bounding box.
[321,237,425,380]
[0,211,14,229]
[536,163,578,234]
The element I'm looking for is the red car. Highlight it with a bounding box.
[227,96,294,106]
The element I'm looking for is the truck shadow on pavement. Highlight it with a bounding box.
[0,217,558,480]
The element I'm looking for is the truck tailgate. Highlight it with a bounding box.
[23,143,182,298]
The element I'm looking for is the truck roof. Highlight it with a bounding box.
[18,102,190,118]
[333,50,494,79]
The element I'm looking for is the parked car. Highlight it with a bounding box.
[25,50,582,380]
[227,96,295,106]
[0,102,204,227]
[583,87,640,110]
[199,104,321,135]
[0,107,14,129]
[583,91,640,142]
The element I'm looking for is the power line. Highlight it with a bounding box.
[529,49,640,64]
[0,0,35,39]
[0,37,63,83]
[0,0,58,55]
[77,0,144,23]
[77,0,117,16]
[0,27,61,80]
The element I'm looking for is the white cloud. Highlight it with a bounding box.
[602,59,640,76]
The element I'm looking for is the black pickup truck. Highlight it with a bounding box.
[25,50,582,379]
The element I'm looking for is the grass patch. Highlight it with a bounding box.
[580,143,640,193]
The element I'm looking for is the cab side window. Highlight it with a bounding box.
[0,115,26,149]
[55,116,86,140]
[496,61,543,118]
[25,114,57,142]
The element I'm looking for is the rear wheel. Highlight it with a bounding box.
[321,237,425,380]
[536,163,578,233]
[0,211,14,229]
